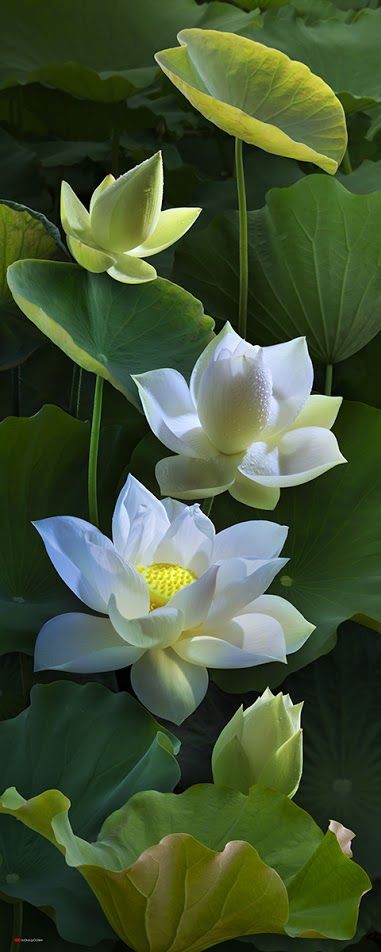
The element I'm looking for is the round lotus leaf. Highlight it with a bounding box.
[156,29,347,172]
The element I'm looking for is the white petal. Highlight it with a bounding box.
[239,428,346,488]
[91,152,163,253]
[162,498,187,520]
[129,207,201,257]
[108,597,183,649]
[153,505,215,575]
[156,454,236,500]
[190,322,251,405]
[60,180,90,239]
[33,517,129,613]
[131,648,209,724]
[107,254,157,284]
[288,394,342,431]
[133,369,215,458]
[34,613,142,673]
[241,594,315,654]
[229,474,280,510]
[175,613,287,668]
[112,474,169,565]
[67,235,113,273]
[213,521,288,563]
[196,347,272,454]
[263,337,313,434]
[170,565,219,630]
[205,557,287,627]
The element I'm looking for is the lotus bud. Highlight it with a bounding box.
[212,688,303,797]
[60,152,201,284]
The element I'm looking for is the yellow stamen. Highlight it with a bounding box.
[137,562,196,609]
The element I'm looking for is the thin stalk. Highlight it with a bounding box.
[88,375,104,527]
[202,496,215,518]
[341,148,352,175]
[324,363,333,396]
[11,900,23,950]
[111,127,120,178]
[234,137,249,339]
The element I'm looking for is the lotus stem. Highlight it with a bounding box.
[235,137,249,340]
[324,363,333,396]
[342,148,352,175]
[10,900,23,950]
[88,374,104,527]
[202,497,214,518]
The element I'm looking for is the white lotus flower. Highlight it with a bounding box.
[60,151,201,284]
[33,476,314,724]
[133,323,346,508]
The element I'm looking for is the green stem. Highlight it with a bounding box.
[202,496,215,518]
[341,147,352,175]
[11,900,23,949]
[324,363,333,396]
[234,137,249,340]
[88,375,104,527]
[111,127,120,178]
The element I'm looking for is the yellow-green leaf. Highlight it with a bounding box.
[155,29,347,172]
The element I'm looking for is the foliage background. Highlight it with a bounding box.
[1,0,381,947]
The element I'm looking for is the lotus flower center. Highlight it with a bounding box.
[137,562,196,609]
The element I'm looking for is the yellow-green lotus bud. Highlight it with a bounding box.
[60,152,201,284]
[212,688,303,797]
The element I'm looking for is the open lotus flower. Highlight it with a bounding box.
[33,476,314,724]
[133,324,346,509]
[212,688,303,797]
[60,151,201,283]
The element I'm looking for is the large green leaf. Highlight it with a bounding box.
[7,261,214,408]
[213,401,381,691]
[174,176,381,363]
[0,202,64,369]
[156,29,346,172]
[0,898,117,950]
[245,7,381,113]
[0,782,370,947]
[0,681,179,945]
[284,623,381,879]
[0,405,89,655]
[0,0,256,103]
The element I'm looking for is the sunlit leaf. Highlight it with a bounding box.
[0,681,179,944]
[7,261,214,408]
[156,29,347,172]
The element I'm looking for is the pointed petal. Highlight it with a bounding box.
[170,565,218,629]
[67,235,113,273]
[175,613,287,667]
[153,505,215,575]
[60,180,90,239]
[239,428,346,488]
[245,594,315,654]
[263,337,313,434]
[162,498,187,520]
[289,394,342,431]
[229,474,280,510]
[213,521,288,563]
[107,254,157,284]
[34,613,142,673]
[131,648,209,724]
[133,369,214,457]
[112,474,169,565]
[205,558,287,627]
[33,516,129,613]
[108,597,183,649]
[190,322,247,405]
[156,455,236,500]
[130,207,201,257]
[91,152,163,253]
[196,347,272,454]
[89,174,115,214]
